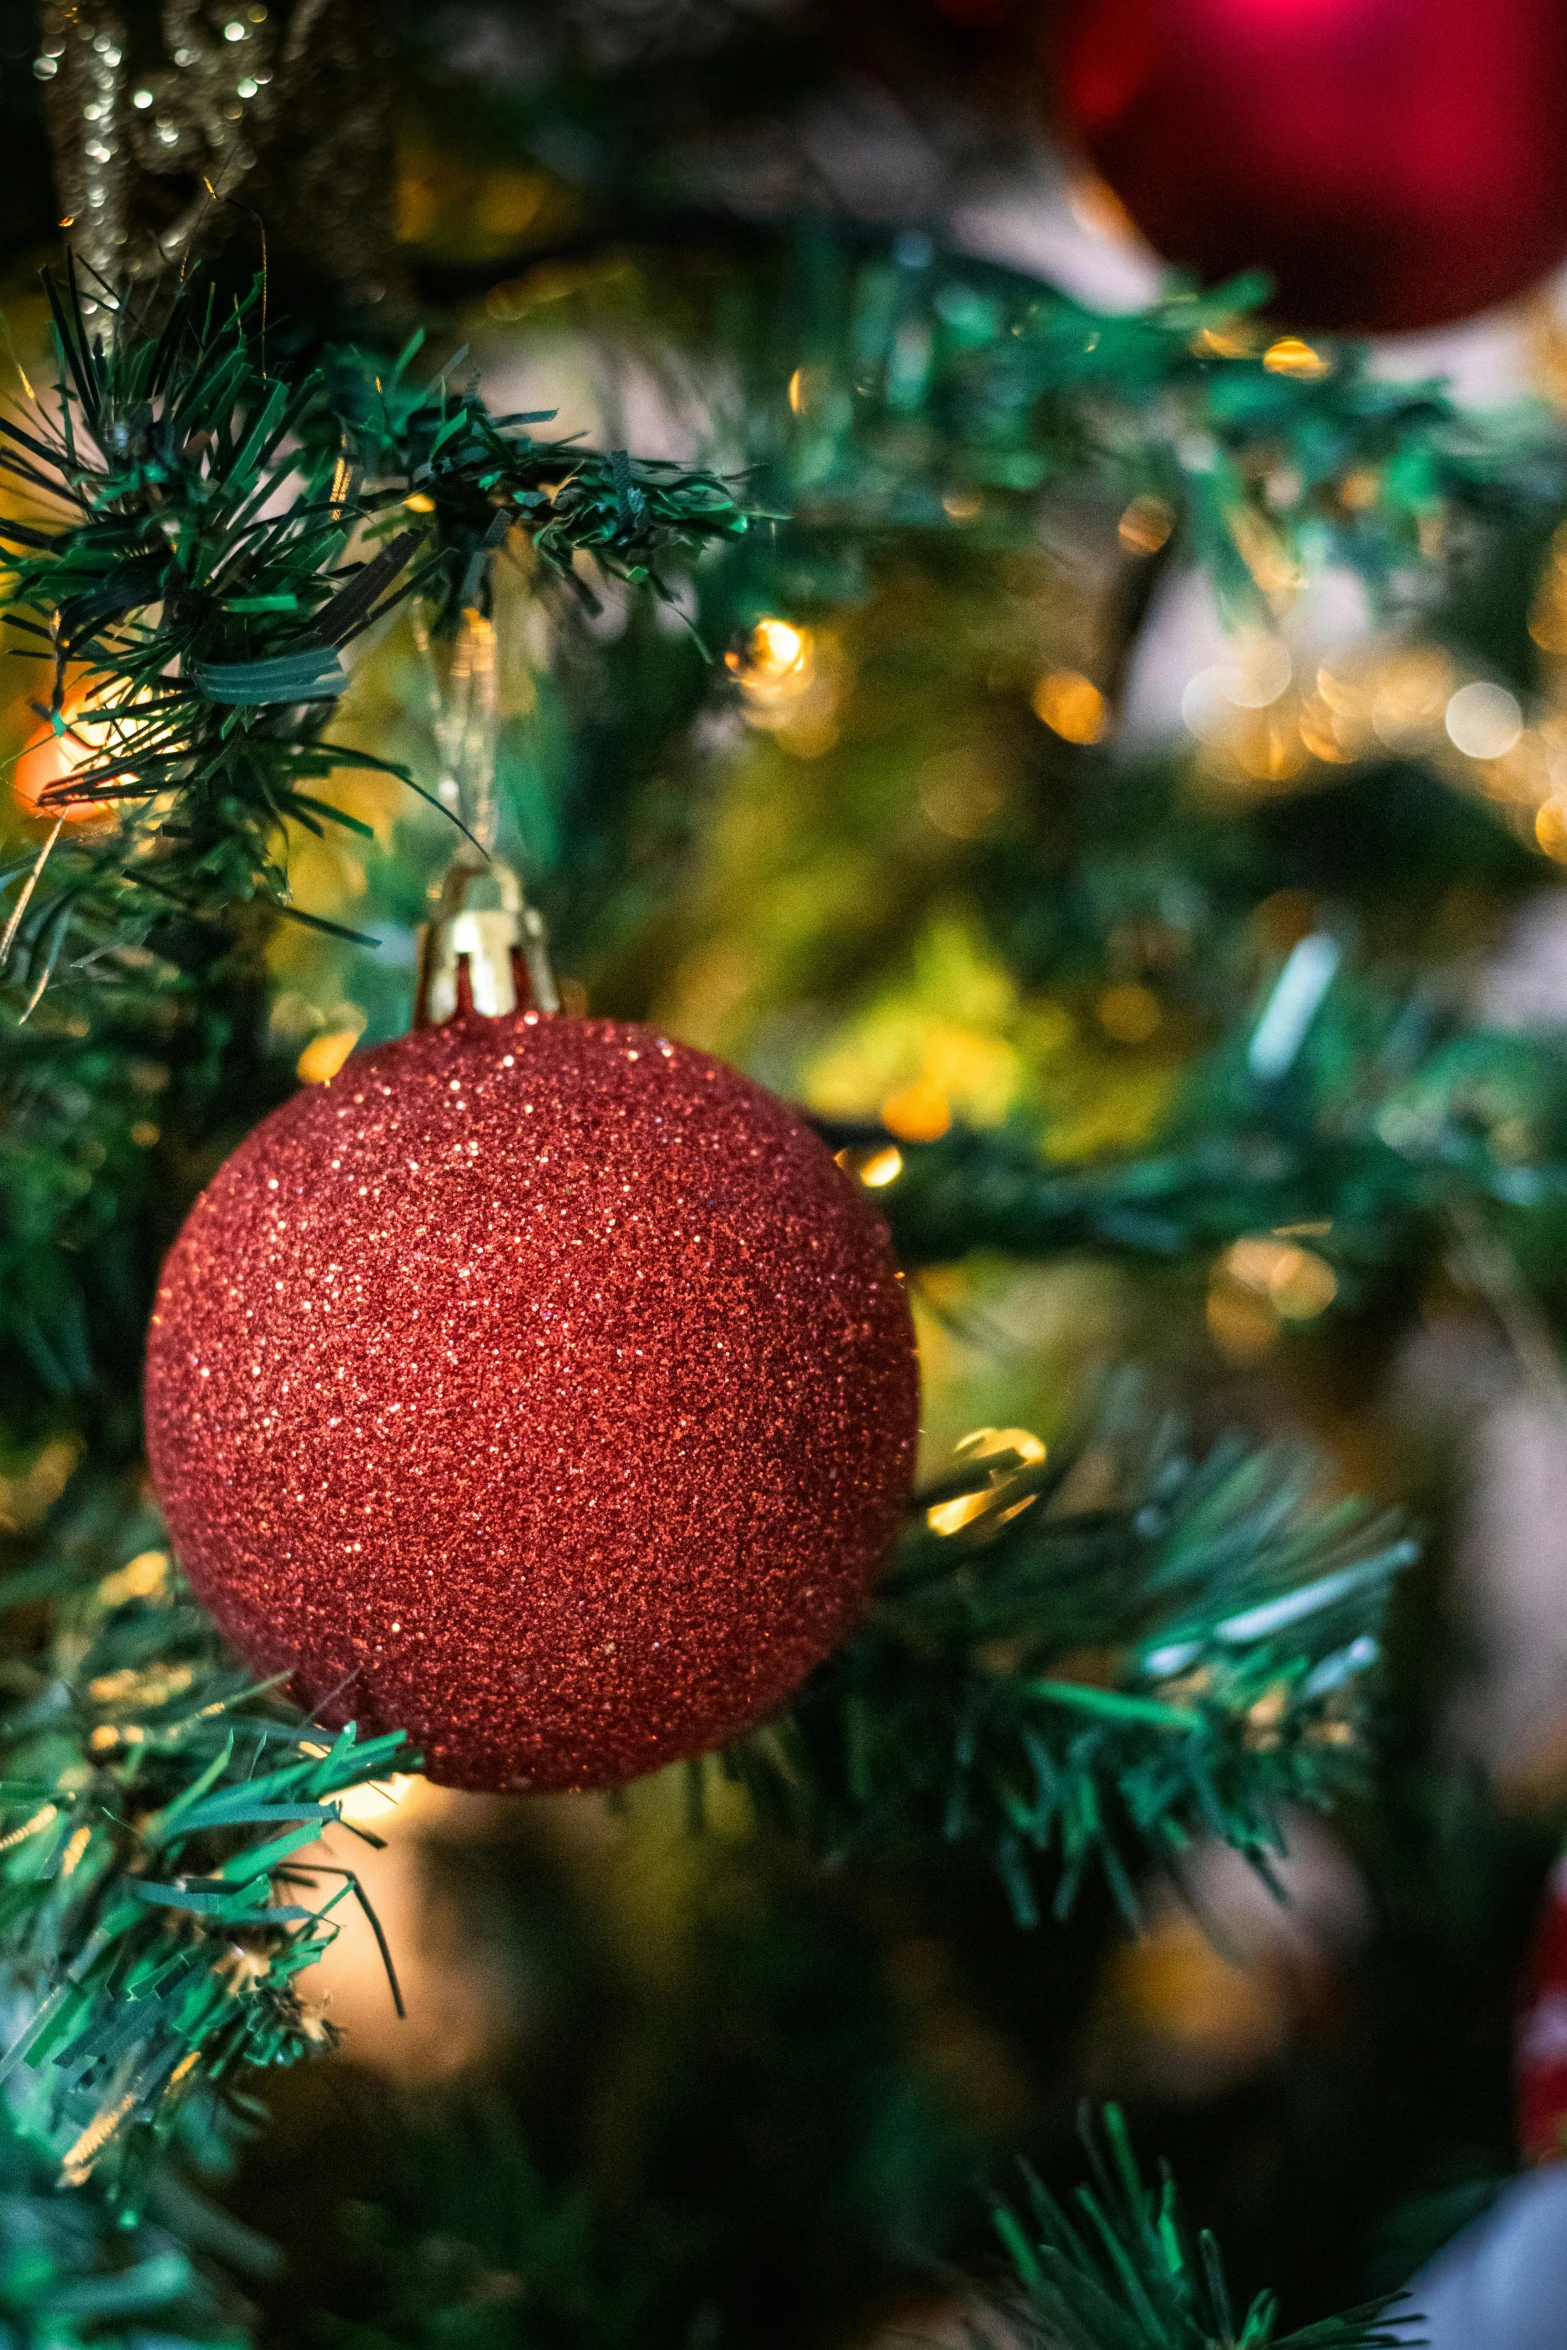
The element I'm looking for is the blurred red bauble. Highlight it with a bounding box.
[145,1014,918,1792]
[1053,0,1567,333]
[1519,1851,1567,2161]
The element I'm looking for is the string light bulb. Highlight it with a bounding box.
[725,618,838,752]
[12,694,146,824]
[728,617,809,684]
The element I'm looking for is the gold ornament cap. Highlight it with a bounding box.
[413,849,560,1028]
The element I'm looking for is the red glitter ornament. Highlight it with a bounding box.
[145,1014,918,1792]
[1053,0,1567,334]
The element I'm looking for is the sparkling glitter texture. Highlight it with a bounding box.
[144,1016,919,1791]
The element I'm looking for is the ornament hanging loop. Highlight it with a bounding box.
[414,845,560,1027]
[412,592,559,1027]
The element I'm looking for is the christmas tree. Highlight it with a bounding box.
[4,3,1567,2345]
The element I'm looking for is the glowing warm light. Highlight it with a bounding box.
[404,491,436,512]
[1191,322,1257,360]
[336,1774,416,1825]
[1315,666,1360,716]
[1533,521,1567,651]
[1225,505,1300,603]
[1297,696,1355,764]
[1181,637,1294,747]
[1529,584,1567,655]
[926,1490,994,1536]
[1263,336,1331,380]
[725,618,836,750]
[787,368,804,414]
[1445,680,1523,762]
[880,1078,951,1142]
[1538,797,1567,861]
[1207,1228,1340,1362]
[942,488,982,523]
[744,618,807,681]
[1220,633,1291,711]
[1065,174,1138,245]
[1179,627,1411,794]
[97,1550,169,1607]
[853,1144,903,1189]
[1229,712,1308,788]
[1370,652,1454,752]
[13,698,144,824]
[1032,669,1107,745]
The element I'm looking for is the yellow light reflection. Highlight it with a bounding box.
[1263,336,1331,380]
[853,1144,903,1189]
[926,1426,1048,1539]
[1223,1235,1338,1320]
[337,1774,416,1826]
[926,1489,994,1536]
[1538,797,1567,861]
[297,1022,365,1084]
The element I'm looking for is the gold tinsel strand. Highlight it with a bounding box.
[37,0,398,309]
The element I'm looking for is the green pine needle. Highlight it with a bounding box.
[991,2105,1415,2349]
[0,2101,246,2348]
[881,958,1567,1292]
[763,241,1564,612]
[0,266,748,1008]
[728,1402,1414,1924]
[0,1475,412,2210]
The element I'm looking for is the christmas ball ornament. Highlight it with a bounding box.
[145,1013,918,1792]
[1053,0,1567,334]
[1517,1849,1567,2162]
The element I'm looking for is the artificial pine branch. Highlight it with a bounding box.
[0,266,748,1008]
[0,1400,1412,2197]
[991,2105,1413,2349]
[0,234,1531,2300]
[730,1403,1414,1923]
[0,940,259,1410]
[4,237,1562,1016]
[761,243,1566,616]
[0,2103,245,2349]
[873,947,1567,1302]
[0,1474,410,2211]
